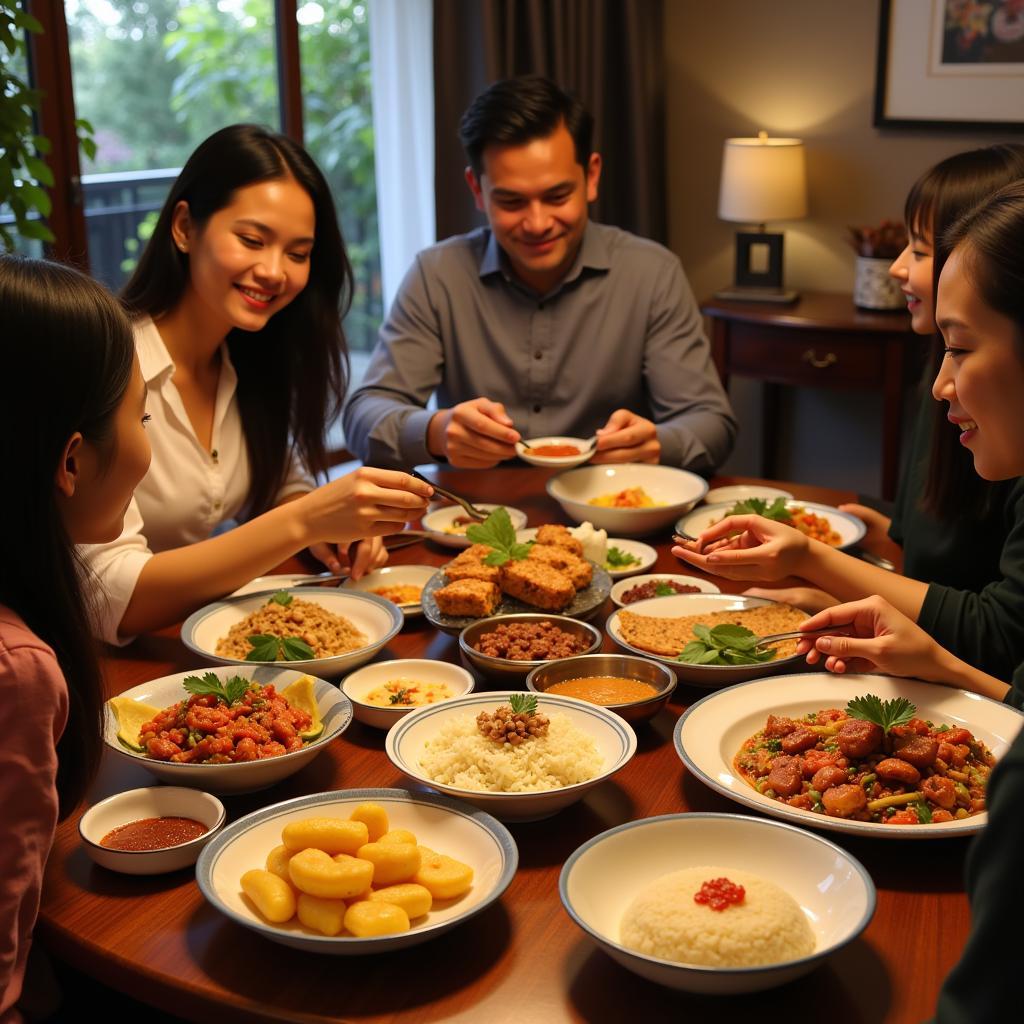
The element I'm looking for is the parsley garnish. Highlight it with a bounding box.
[725,497,792,522]
[846,694,917,734]
[269,590,293,606]
[465,507,533,565]
[677,624,777,666]
[182,672,253,706]
[389,688,411,706]
[606,546,641,568]
[653,582,676,597]
[245,634,316,662]
[508,693,538,715]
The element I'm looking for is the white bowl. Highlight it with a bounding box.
[516,436,594,468]
[703,484,794,505]
[341,659,476,729]
[547,464,707,537]
[104,666,352,793]
[79,786,225,875]
[676,500,866,552]
[606,592,805,688]
[341,564,437,618]
[421,503,528,549]
[385,691,637,822]
[560,812,875,994]
[181,587,403,680]
[609,573,720,608]
[676,673,1024,838]
[196,788,517,954]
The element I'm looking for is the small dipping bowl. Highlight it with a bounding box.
[341,658,476,729]
[459,613,602,685]
[527,654,676,723]
[80,786,225,875]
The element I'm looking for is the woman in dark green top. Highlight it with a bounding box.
[682,145,1024,679]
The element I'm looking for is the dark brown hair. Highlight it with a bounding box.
[902,144,1024,517]
[0,254,135,816]
[122,124,351,518]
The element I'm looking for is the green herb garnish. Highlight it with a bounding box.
[465,507,534,566]
[269,590,293,606]
[606,546,641,568]
[389,688,411,706]
[726,497,792,522]
[677,623,777,666]
[182,672,252,706]
[846,694,917,734]
[508,693,538,715]
[913,801,933,824]
[654,582,676,597]
[245,634,316,662]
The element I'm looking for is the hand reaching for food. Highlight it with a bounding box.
[672,514,811,582]
[427,397,520,468]
[590,409,660,464]
[309,536,388,579]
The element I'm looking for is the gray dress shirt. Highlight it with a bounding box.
[343,222,736,472]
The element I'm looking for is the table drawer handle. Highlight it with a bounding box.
[801,349,838,369]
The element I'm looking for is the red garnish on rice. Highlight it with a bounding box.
[694,877,746,911]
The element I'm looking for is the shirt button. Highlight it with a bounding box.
[533,404,541,413]
[211,448,219,463]
[213,500,222,512]
[534,351,542,360]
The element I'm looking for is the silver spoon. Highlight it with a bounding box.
[759,623,855,646]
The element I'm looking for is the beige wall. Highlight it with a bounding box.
[664,1,1014,491]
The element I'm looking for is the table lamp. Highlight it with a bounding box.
[714,131,807,304]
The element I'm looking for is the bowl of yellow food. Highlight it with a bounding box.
[341,564,437,619]
[560,812,874,993]
[547,464,708,537]
[341,659,476,730]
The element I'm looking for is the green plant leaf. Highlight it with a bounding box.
[269,590,293,606]
[281,636,315,661]
[245,634,281,662]
[654,582,675,597]
[846,694,917,734]
[466,507,531,565]
[606,546,641,568]
[25,156,53,187]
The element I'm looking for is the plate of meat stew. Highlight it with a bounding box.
[674,673,1024,838]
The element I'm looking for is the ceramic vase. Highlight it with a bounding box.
[853,256,904,311]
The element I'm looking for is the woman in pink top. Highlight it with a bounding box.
[0,254,152,1021]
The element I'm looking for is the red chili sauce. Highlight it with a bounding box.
[694,877,745,911]
[530,444,581,457]
[100,816,209,851]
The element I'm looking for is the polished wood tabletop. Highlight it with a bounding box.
[39,469,965,1024]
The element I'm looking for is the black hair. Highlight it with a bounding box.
[459,75,593,177]
[121,124,351,518]
[902,144,1024,517]
[0,254,135,816]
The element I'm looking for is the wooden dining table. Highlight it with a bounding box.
[38,468,968,1024]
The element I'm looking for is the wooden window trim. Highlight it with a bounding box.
[276,0,304,142]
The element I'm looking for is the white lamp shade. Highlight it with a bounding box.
[718,135,807,224]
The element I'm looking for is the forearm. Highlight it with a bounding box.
[927,646,1011,702]
[117,502,310,637]
[795,542,929,620]
[655,408,736,473]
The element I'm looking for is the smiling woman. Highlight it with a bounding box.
[79,125,433,645]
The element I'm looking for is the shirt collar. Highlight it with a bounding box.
[135,315,239,391]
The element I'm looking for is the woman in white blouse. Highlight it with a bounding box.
[82,125,432,643]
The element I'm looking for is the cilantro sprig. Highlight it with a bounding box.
[677,624,777,666]
[269,590,293,606]
[846,694,917,734]
[725,497,793,522]
[606,546,641,569]
[508,693,538,715]
[245,634,316,662]
[465,507,533,566]
[183,672,253,706]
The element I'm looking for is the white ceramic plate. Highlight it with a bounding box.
[547,464,708,537]
[341,659,476,730]
[341,564,437,619]
[516,528,656,578]
[104,666,352,793]
[704,484,794,505]
[676,501,866,552]
[196,788,517,954]
[515,436,594,468]
[675,673,1024,838]
[421,503,528,550]
[181,588,403,680]
[560,812,875,994]
[386,691,637,822]
[609,573,720,608]
[606,592,805,688]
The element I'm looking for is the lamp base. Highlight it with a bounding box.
[713,285,799,304]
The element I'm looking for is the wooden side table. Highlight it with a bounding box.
[703,291,922,500]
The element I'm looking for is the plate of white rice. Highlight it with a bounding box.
[385,691,637,821]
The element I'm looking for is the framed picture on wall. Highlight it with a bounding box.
[875,0,1024,130]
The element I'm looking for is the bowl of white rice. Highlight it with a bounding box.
[560,812,875,994]
[385,691,637,822]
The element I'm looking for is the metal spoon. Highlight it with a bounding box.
[411,469,490,521]
[759,623,855,646]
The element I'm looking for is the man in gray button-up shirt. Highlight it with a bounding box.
[343,76,736,473]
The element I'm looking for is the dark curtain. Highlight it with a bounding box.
[433,0,666,244]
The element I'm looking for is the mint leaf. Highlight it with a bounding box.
[678,641,709,663]
[245,634,282,662]
[692,624,714,646]
[606,546,641,568]
[269,590,293,606]
[654,582,675,597]
[710,624,761,651]
[465,507,531,564]
[281,636,315,661]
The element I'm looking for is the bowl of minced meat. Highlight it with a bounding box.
[182,587,403,680]
[559,812,875,994]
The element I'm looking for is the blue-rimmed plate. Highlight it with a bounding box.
[196,788,517,954]
[386,691,637,821]
[182,587,403,680]
[560,812,875,993]
[675,673,1024,838]
[675,500,866,551]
